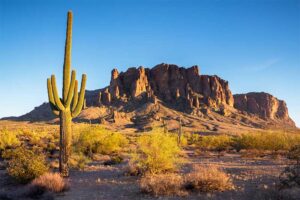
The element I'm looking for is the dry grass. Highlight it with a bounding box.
[185,164,234,192]
[140,173,187,196]
[31,172,69,193]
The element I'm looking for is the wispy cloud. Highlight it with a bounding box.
[243,58,280,72]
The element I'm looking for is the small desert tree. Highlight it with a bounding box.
[47,11,87,177]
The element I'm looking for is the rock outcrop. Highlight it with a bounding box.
[234,92,295,126]
[96,63,234,110]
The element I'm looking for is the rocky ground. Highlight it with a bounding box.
[0,151,294,200]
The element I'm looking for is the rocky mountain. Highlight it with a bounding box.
[88,63,233,109]
[4,63,296,132]
[234,92,294,126]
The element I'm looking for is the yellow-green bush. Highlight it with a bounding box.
[197,135,233,151]
[69,153,91,170]
[130,128,183,174]
[193,131,300,152]
[186,132,200,146]
[233,132,300,151]
[0,129,20,152]
[74,126,128,156]
[5,147,48,183]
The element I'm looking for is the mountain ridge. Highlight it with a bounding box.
[2,63,296,132]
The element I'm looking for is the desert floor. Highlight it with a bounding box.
[0,150,291,200]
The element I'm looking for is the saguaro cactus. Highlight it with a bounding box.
[178,115,182,145]
[47,11,87,177]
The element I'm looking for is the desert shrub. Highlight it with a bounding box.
[194,131,300,152]
[5,146,48,183]
[140,173,186,196]
[130,129,183,174]
[0,129,20,152]
[288,145,300,162]
[186,132,200,145]
[279,145,300,189]
[233,132,300,151]
[197,135,233,151]
[184,164,234,192]
[177,133,188,147]
[74,126,128,156]
[100,132,129,154]
[279,164,300,189]
[30,172,69,193]
[47,142,58,156]
[69,153,91,170]
[103,156,123,165]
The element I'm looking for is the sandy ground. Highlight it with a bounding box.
[1,120,299,200]
[52,152,289,200]
[0,150,295,200]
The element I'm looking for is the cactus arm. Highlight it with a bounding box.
[65,70,76,107]
[63,11,73,101]
[51,75,66,111]
[71,80,78,111]
[52,109,60,116]
[47,78,60,116]
[71,74,86,117]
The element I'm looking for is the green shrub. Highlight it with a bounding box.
[74,126,128,156]
[186,132,200,145]
[197,135,233,151]
[6,147,48,183]
[103,156,123,166]
[130,128,183,174]
[194,131,300,152]
[69,153,91,170]
[233,132,300,151]
[0,129,20,152]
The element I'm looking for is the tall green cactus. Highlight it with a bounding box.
[178,115,182,145]
[47,11,87,177]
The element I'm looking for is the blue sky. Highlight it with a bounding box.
[0,0,299,127]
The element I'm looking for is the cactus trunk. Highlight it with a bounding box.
[178,116,182,145]
[59,111,72,177]
[47,11,87,177]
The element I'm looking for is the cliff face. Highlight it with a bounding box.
[234,92,295,126]
[98,63,234,109]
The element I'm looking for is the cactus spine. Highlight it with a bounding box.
[47,11,87,177]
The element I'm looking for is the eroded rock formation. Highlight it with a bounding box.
[99,63,234,109]
[234,92,295,126]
